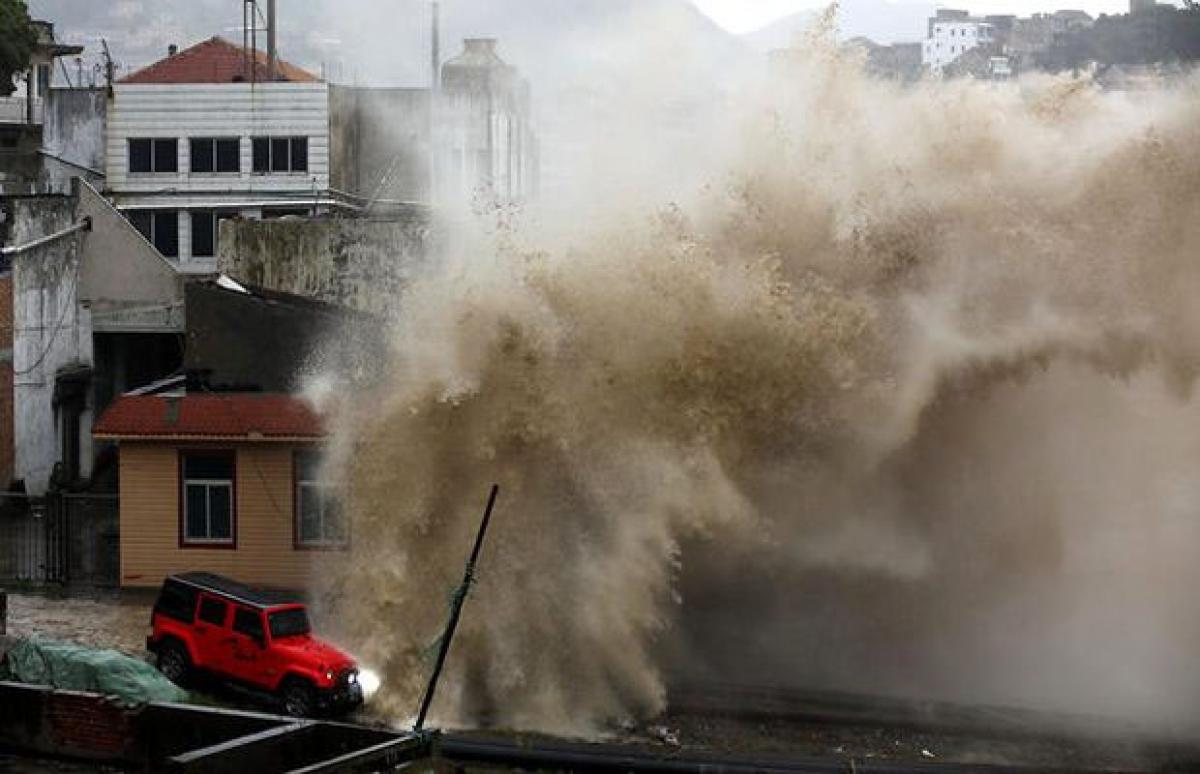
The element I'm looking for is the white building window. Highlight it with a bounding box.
[190,138,240,174]
[128,138,178,174]
[190,210,237,258]
[127,209,179,257]
[252,136,308,174]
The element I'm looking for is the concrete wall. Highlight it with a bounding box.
[41,88,106,191]
[117,442,336,589]
[217,214,429,316]
[77,180,181,315]
[10,181,182,493]
[10,195,91,493]
[0,272,12,484]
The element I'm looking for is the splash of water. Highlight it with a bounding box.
[312,28,1200,735]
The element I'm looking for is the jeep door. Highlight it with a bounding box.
[193,594,231,670]
[225,605,271,688]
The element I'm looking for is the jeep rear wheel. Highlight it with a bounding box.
[157,641,191,687]
[281,679,315,718]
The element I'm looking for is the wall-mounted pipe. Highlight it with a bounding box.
[1,217,92,257]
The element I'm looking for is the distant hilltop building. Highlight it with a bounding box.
[436,38,537,206]
[922,10,995,72]
[923,7,1094,77]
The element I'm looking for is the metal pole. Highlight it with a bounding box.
[251,0,258,85]
[0,218,91,257]
[413,484,500,732]
[431,2,440,91]
[267,0,277,81]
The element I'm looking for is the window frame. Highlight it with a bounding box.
[127,209,179,258]
[197,595,229,627]
[252,136,309,175]
[232,606,265,643]
[189,209,238,259]
[128,137,178,174]
[292,448,346,551]
[189,137,241,174]
[178,449,237,549]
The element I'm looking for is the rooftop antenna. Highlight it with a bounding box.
[100,39,115,96]
[267,0,277,81]
[243,0,250,81]
[431,1,440,91]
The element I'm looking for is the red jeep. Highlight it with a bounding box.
[147,572,364,717]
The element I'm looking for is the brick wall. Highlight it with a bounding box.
[0,684,136,762]
[45,690,134,759]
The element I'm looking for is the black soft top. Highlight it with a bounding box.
[168,572,303,610]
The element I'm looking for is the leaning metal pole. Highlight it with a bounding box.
[413,484,500,733]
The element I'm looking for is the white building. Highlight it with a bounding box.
[0,21,82,127]
[436,39,538,207]
[922,10,995,72]
[107,38,344,273]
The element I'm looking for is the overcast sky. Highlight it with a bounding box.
[693,0,1171,33]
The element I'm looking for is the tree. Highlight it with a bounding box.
[0,0,37,97]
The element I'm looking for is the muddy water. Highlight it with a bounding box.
[4,591,152,656]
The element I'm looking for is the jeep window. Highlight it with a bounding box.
[198,597,228,626]
[269,608,311,639]
[155,580,199,623]
[181,451,235,546]
[233,607,264,641]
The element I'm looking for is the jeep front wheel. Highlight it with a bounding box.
[281,678,315,718]
[157,641,191,687]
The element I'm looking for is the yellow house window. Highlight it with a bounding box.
[294,450,346,549]
[180,451,236,548]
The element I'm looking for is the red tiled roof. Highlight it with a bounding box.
[94,394,324,440]
[119,37,320,85]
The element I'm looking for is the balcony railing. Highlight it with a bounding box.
[0,97,43,125]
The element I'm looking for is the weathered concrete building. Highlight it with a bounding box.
[923,10,996,73]
[9,180,182,494]
[436,38,538,206]
[330,87,432,207]
[0,21,92,198]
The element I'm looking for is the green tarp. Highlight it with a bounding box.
[0,638,188,706]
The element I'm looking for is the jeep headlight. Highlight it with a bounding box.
[358,667,381,701]
[325,669,334,681]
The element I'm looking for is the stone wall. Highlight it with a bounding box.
[217,213,430,316]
